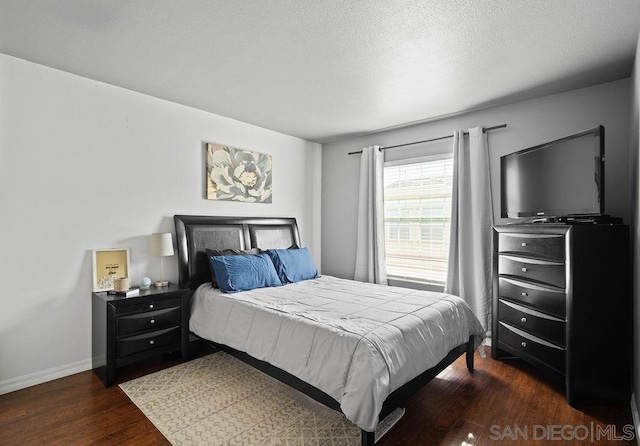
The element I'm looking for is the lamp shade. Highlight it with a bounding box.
[150,232,174,257]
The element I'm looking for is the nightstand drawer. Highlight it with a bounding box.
[498,299,565,346]
[115,297,182,316]
[116,326,180,358]
[498,277,565,318]
[498,233,564,261]
[117,306,181,336]
[499,322,565,373]
[498,256,565,288]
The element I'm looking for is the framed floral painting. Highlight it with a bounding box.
[206,143,272,203]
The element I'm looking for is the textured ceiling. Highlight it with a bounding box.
[1,1,639,143]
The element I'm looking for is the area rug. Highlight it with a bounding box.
[120,352,404,445]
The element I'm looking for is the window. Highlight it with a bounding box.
[383,154,453,284]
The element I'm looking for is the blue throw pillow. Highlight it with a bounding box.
[210,252,282,293]
[206,248,262,288]
[266,247,319,283]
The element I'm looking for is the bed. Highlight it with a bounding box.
[174,215,485,446]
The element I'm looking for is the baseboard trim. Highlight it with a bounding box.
[0,359,92,395]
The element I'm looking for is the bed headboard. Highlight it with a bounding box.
[174,215,301,289]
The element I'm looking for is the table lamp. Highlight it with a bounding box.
[150,232,174,287]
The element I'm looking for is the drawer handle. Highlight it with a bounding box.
[521,292,528,297]
[521,317,527,323]
[150,319,156,324]
[521,341,527,348]
[521,267,528,272]
[521,242,527,247]
[149,304,154,309]
[149,340,155,345]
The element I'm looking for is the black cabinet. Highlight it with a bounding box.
[92,284,192,386]
[492,224,631,405]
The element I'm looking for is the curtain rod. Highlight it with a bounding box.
[347,123,507,155]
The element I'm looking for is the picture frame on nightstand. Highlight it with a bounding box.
[92,248,130,292]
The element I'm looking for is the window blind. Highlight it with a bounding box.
[383,155,453,284]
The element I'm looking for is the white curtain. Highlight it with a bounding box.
[446,127,494,331]
[354,146,387,284]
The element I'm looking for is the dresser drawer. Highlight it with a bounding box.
[115,296,182,316]
[498,277,565,318]
[498,322,565,373]
[498,300,565,346]
[498,233,564,261]
[116,306,181,336]
[498,255,565,288]
[116,326,180,358]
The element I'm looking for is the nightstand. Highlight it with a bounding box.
[92,284,192,387]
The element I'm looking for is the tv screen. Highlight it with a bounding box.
[501,126,604,219]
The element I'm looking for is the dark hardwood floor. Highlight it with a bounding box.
[0,345,635,445]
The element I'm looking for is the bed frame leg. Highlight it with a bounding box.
[466,337,474,373]
[361,429,375,446]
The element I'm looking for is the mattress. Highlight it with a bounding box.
[190,275,485,431]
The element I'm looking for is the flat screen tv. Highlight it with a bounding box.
[501,125,604,219]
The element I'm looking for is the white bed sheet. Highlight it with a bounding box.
[190,275,485,431]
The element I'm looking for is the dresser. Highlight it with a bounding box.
[492,224,631,405]
[92,284,192,386]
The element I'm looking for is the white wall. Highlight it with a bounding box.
[0,54,322,393]
[322,79,631,279]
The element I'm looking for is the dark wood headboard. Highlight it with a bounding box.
[174,215,301,289]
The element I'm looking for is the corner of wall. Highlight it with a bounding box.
[630,29,640,432]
